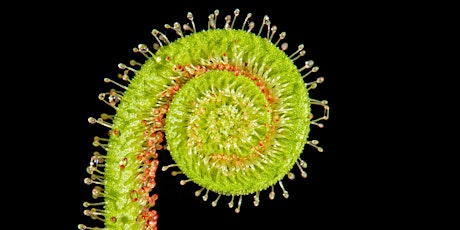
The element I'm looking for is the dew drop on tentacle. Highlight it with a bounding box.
[234,195,243,213]
[253,191,260,207]
[212,194,222,207]
[185,12,196,33]
[269,185,276,200]
[195,187,205,197]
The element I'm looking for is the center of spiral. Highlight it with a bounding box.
[166,70,271,160]
[198,92,261,157]
[206,103,244,144]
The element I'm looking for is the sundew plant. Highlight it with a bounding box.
[80,8,330,230]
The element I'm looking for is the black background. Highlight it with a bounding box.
[11,0,418,229]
